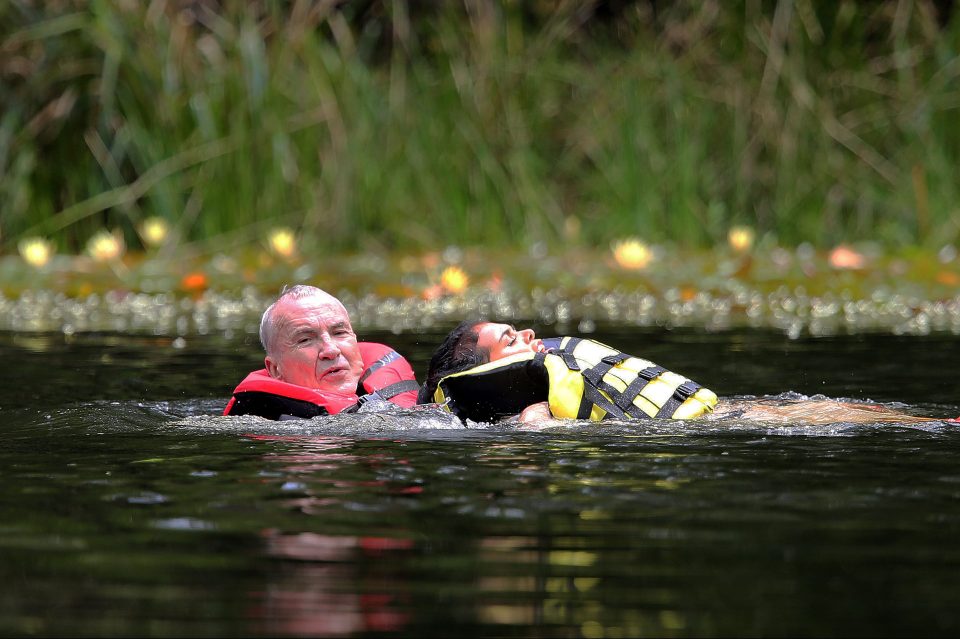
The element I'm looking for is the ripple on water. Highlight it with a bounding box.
[4,393,958,442]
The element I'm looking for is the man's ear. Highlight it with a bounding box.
[265,356,281,379]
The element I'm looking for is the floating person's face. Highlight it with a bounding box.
[474,323,545,362]
[264,294,364,394]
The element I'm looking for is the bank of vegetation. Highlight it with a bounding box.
[1,0,958,256]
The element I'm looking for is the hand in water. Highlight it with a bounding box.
[518,401,553,424]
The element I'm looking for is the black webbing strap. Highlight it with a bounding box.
[614,365,666,411]
[359,350,402,384]
[556,337,582,371]
[576,353,641,421]
[588,353,647,419]
[582,354,630,388]
[655,380,702,418]
[553,340,598,419]
[578,384,631,420]
[374,379,420,399]
[575,391,593,420]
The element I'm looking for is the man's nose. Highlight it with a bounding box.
[316,335,341,359]
[519,328,536,342]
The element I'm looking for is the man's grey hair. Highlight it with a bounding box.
[259,285,342,354]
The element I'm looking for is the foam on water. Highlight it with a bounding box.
[128,396,960,439]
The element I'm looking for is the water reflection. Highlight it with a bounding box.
[250,435,416,636]
[257,529,413,636]
[244,432,721,637]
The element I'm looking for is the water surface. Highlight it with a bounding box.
[2,326,959,637]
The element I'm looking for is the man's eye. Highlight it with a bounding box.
[508,337,516,346]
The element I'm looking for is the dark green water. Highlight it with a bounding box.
[2,326,960,637]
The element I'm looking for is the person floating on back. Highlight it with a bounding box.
[419,320,954,425]
[418,320,716,423]
[225,285,419,420]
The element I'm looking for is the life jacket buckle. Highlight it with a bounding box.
[357,391,384,405]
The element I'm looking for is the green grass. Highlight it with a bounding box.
[1,1,958,256]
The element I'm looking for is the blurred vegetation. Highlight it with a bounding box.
[1,0,958,257]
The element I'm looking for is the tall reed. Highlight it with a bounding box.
[1,1,957,254]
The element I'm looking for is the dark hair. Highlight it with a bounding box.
[418,320,491,404]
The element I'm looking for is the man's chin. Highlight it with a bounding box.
[314,370,359,395]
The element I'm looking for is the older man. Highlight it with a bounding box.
[225,285,419,419]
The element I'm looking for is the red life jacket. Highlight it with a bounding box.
[223,342,419,420]
[355,342,419,408]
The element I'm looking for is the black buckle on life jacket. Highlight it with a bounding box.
[352,392,390,412]
[601,354,629,366]
[612,365,666,412]
[578,351,649,420]
[674,380,700,400]
[582,353,628,387]
[638,365,666,381]
[655,380,702,419]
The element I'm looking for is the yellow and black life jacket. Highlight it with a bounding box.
[433,337,717,423]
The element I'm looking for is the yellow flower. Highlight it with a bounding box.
[728,226,755,253]
[19,237,54,268]
[611,238,652,270]
[440,266,469,294]
[87,229,125,262]
[139,217,170,247]
[267,227,297,258]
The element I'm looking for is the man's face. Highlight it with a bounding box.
[475,323,544,362]
[264,295,364,394]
